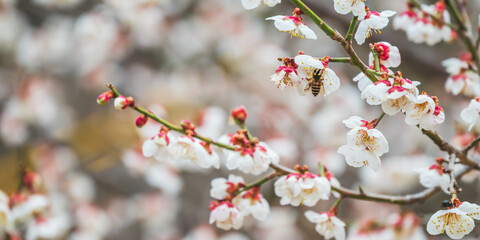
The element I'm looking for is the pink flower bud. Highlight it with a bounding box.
[23,171,42,192]
[231,106,247,125]
[135,114,148,128]
[114,96,134,110]
[96,91,114,106]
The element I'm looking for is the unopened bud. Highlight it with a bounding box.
[114,96,134,110]
[23,171,41,192]
[135,114,148,128]
[231,106,247,125]
[96,91,114,106]
[180,120,196,136]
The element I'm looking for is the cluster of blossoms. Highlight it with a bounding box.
[394,2,454,46]
[358,42,445,130]
[442,53,480,97]
[348,213,427,239]
[209,175,269,230]
[90,0,480,239]
[220,129,279,175]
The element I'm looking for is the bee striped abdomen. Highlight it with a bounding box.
[311,80,322,96]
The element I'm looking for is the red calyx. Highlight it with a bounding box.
[135,114,148,128]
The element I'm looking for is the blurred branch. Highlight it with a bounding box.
[106,84,236,151]
[234,169,286,195]
[421,129,480,170]
[462,136,480,153]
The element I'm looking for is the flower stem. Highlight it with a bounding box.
[370,48,381,72]
[329,57,352,63]
[345,16,358,43]
[234,170,286,195]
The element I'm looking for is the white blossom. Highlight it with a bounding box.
[168,136,220,169]
[210,175,245,200]
[426,208,475,239]
[337,116,389,171]
[415,164,450,194]
[355,10,396,45]
[333,0,366,20]
[233,188,270,221]
[305,211,345,240]
[461,98,480,131]
[294,54,340,96]
[266,15,317,40]
[241,0,281,10]
[209,202,244,230]
[368,42,401,68]
[142,131,173,162]
[404,94,445,130]
[274,172,331,207]
[222,138,279,175]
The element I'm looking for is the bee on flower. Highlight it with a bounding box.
[294,54,340,97]
[266,8,317,40]
[427,198,480,239]
[337,116,389,171]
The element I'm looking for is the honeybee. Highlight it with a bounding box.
[304,67,326,97]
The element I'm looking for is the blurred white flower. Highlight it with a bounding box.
[415,163,450,194]
[144,164,183,196]
[209,202,244,230]
[11,194,49,223]
[305,211,345,240]
[233,187,270,221]
[333,0,366,20]
[274,172,330,207]
[168,136,220,169]
[266,10,317,40]
[210,174,245,200]
[241,0,281,10]
[461,97,480,131]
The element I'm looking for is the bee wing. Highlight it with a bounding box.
[296,80,309,96]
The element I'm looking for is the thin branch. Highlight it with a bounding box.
[463,136,480,153]
[107,84,236,151]
[421,129,480,170]
[329,57,352,63]
[345,16,358,43]
[370,47,380,72]
[235,170,286,195]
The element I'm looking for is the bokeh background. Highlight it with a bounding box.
[1,0,480,239]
